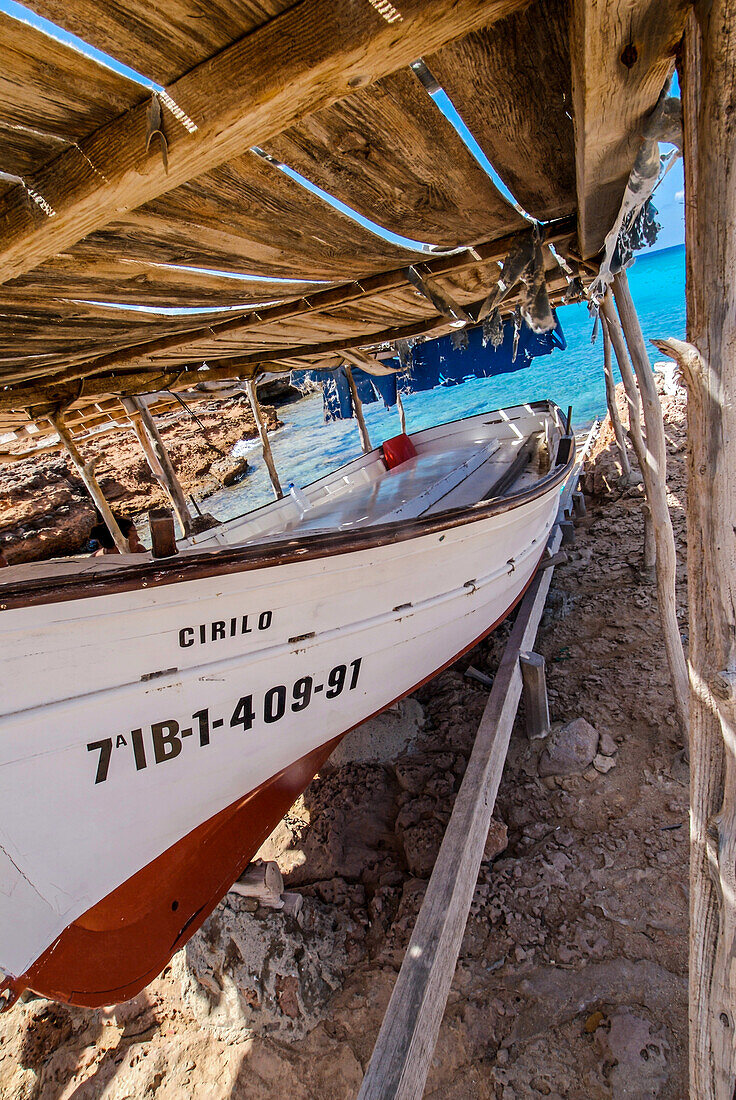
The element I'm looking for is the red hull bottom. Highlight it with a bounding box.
[2,574,537,1009]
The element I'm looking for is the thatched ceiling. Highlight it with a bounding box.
[0,0,688,428]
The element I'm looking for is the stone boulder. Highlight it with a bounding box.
[210,455,250,488]
[328,698,424,766]
[538,717,599,777]
[178,892,364,1040]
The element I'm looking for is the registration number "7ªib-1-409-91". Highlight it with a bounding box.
[86,658,363,785]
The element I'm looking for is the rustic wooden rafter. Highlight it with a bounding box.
[0,220,575,395]
[0,0,531,287]
[0,273,572,417]
[569,0,690,258]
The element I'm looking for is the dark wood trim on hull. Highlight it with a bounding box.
[3,564,543,1009]
[0,408,575,611]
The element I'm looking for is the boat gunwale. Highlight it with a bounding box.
[188,398,563,533]
[0,404,575,611]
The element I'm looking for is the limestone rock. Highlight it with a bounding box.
[484,817,509,861]
[399,816,446,878]
[207,455,250,489]
[593,753,616,774]
[605,1009,670,1098]
[598,731,618,756]
[179,892,364,1039]
[538,718,599,777]
[329,698,424,766]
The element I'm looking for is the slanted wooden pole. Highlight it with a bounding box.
[600,292,689,740]
[601,320,632,481]
[245,379,283,500]
[520,651,550,740]
[641,502,656,582]
[50,412,129,554]
[612,272,689,735]
[396,390,407,435]
[344,364,372,454]
[657,8,736,1095]
[122,396,193,536]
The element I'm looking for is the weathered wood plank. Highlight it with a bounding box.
[89,152,420,281]
[569,0,689,258]
[0,0,530,286]
[0,273,576,410]
[0,220,574,392]
[0,10,144,187]
[600,320,632,481]
[519,651,550,739]
[28,0,297,87]
[357,443,588,1100]
[660,7,736,1093]
[427,0,575,221]
[246,379,283,500]
[4,256,319,309]
[122,396,194,535]
[265,69,523,247]
[50,412,129,553]
[344,365,373,454]
[607,274,688,738]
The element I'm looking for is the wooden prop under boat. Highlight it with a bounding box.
[0,400,574,1009]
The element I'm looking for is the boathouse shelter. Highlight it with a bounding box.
[0,0,732,1094]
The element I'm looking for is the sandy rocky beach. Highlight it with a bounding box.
[0,394,285,563]
[0,378,690,1099]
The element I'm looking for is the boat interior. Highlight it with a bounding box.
[187,401,568,550]
[0,402,567,589]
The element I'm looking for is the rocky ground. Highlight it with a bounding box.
[0,379,690,1098]
[0,396,282,564]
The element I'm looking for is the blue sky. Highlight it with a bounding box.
[650,157,685,250]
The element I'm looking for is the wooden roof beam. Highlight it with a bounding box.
[1,218,576,394]
[570,0,689,259]
[0,275,572,413]
[0,0,530,286]
[405,265,472,323]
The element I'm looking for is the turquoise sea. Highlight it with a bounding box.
[202,245,686,523]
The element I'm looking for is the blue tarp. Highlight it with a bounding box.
[291,312,565,422]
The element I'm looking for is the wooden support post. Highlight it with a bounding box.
[148,508,178,559]
[357,437,591,1100]
[559,519,576,546]
[601,320,632,482]
[396,390,407,435]
[657,7,736,1095]
[245,379,283,500]
[344,364,372,454]
[642,502,656,582]
[573,490,586,518]
[600,292,689,740]
[122,396,193,537]
[50,411,129,554]
[229,860,284,909]
[520,652,550,740]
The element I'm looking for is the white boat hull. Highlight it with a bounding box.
[0,402,570,1006]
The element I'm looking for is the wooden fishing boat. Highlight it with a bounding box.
[0,400,573,1008]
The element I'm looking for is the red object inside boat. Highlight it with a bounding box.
[382,433,417,469]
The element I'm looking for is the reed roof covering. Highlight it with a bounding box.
[0,0,688,431]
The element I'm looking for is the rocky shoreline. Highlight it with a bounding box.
[0,395,283,565]
[0,380,689,1099]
